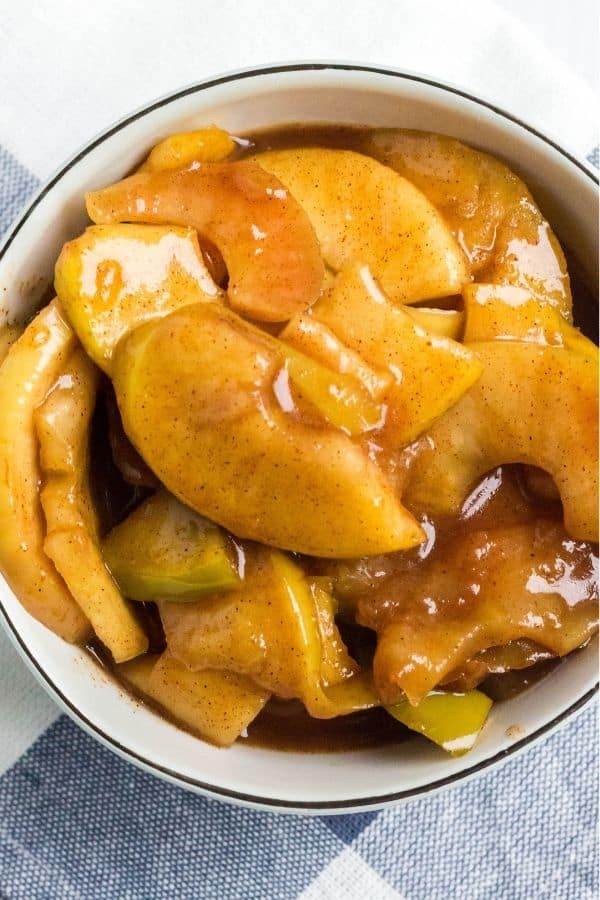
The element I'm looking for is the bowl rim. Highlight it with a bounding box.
[0,61,597,813]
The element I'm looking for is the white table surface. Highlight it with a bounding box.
[497,0,598,91]
[0,0,597,181]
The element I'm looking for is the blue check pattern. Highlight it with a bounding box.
[0,145,598,900]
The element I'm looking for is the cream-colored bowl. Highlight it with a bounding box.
[0,64,597,814]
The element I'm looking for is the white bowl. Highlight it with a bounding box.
[0,63,597,814]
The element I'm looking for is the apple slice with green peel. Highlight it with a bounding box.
[386,690,492,756]
[254,146,468,304]
[405,338,598,541]
[269,553,378,717]
[359,129,571,317]
[119,653,270,747]
[313,264,483,447]
[102,490,241,601]
[55,223,220,373]
[112,302,423,557]
[159,547,377,717]
[0,301,90,643]
[37,348,148,662]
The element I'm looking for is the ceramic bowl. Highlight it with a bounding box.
[0,63,597,814]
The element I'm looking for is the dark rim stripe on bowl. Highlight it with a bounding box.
[0,63,598,812]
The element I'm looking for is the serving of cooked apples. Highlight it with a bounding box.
[0,124,597,755]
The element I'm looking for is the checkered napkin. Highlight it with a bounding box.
[0,1,598,897]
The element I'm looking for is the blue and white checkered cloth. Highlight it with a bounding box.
[1,1,599,894]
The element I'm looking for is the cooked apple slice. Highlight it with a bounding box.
[160,547,377,717]
[255,147,468,304]
[112,303,423,557]
[102,489,241,601]
[283,342,384,436]
[282,306,464,367]
[405,338,598,541]
[86,161,325,322]
[463,283,564,344]
[313,264,482,446]
[404,307,464,341]
[138,126,236,172]
[0,302,89,642]
[37,348,148,662]
[360,129,571,316]
[280,314,393,399]
[55,224,220,373]
[461,285,591,512]
[441,640,555,693]
[119,652,270,747]
[358,521,598,704]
